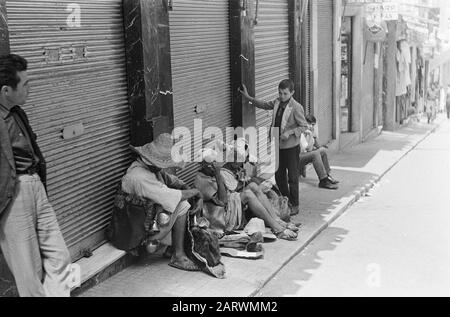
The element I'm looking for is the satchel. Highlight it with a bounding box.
[106,188,158,252]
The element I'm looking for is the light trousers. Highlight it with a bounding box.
[299,148,331,181]
[0,174,72,297]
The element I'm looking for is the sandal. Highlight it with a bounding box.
[285,222,300,233]
[169,256,201,272]
[277,219,300,233]
[273,228,298,241]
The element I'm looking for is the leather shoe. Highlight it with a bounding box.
[328,175,340,185]
[290,205,300,216]
[319,178,338,190]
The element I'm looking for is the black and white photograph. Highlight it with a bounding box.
[0,0,449,300]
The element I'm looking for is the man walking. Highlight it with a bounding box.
[0,54,72,296]
[239,79,308,216]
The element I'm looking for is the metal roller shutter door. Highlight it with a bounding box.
[6,0,131,260]
[303,1,312,114]
[254,0,290,176]
[317,0,333,145]
[169,0,232,184]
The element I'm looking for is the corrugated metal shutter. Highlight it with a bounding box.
[169,0,232,184]
[6,0,131,260]
[302,1,312,114]
[254,0,290,175]
[317,0,333,145]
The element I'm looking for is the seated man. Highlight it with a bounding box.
[299,115,339,190]
[113,133,202,272]
[195,141,299,241]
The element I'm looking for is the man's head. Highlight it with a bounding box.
[305,114,317,130]
[0,54,29,108]
[278,79,295,103]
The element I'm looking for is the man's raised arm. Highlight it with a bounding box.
[238,84,274,110]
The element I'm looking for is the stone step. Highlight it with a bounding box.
[71,243,133,296]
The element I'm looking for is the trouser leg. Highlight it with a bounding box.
[319,148,331,175]
[301,150,328,181]
[0,177,46,297]
[34,177,72,297]
[286,146,300,207]
[275,150,289,200]
[311,151,328,181]
[298,154,311,176]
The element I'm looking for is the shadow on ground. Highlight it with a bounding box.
[256,227,349,297]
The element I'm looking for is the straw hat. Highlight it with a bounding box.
[130,133,185,169]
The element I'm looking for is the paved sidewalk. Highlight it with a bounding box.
[80,115,445,297]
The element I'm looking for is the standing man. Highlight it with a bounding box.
[239,79,308,216]
[0,54,72,296]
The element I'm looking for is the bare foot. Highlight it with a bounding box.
[169,255,201,272]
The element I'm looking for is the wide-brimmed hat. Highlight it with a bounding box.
[243,218,277,242]
[130,133,185,169]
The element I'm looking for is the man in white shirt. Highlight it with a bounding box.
[299,115,339,190]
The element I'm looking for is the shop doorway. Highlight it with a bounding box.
[340,17,353,133]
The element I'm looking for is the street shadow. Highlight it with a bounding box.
[272,166,381,294]
[260,227,349,297]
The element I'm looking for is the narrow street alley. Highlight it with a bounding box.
[1,0,450,300]
[258,117,450,297]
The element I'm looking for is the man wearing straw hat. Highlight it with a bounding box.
[121,133,202,272]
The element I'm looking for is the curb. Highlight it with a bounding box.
[249,120,442,297]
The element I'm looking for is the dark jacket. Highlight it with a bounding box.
[0,106,47,217]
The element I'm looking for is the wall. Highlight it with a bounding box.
[362,41,376,136]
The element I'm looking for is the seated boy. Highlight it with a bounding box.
[299,115,339,190]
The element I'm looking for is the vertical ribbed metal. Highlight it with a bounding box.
[303,2,311,114]
[254,0,290,175]
[317,0,333,145]
[7,0,131,260]
[169,0,232,184]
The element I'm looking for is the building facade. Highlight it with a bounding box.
[0,0,417,295]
